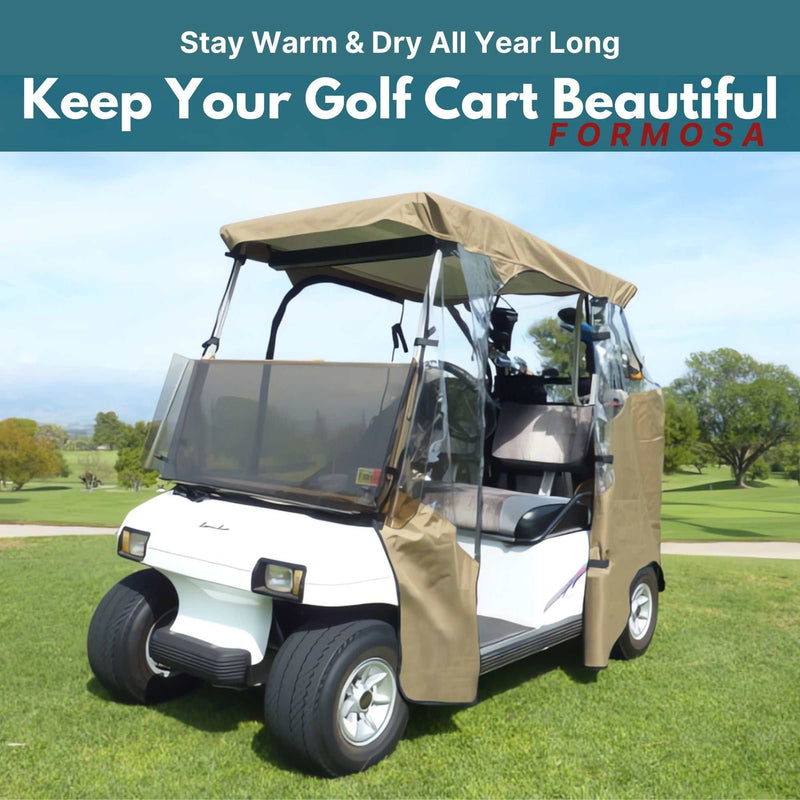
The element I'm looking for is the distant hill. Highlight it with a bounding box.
[65,424,94,439]
[0,377,162,427]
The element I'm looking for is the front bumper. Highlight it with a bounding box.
[149,626,264,687]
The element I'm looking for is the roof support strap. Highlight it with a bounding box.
[412,248,443,364]
[202,256,245,358]
[571,293,587,404]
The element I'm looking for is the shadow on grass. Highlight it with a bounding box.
[664,480,772,493]
[478,640,597,695]
[661,516,767,539]
[158,685,264,731]
[666,501,798,517]
[86,640,596,773]
[405,639,596,741]
[0,498,26,505]
[87,675,307,772]
[87,677,263,731]
[250,728,316,775]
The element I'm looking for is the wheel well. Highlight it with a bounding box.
[272,602,398,643]
[650,561,666,592]
[632,561,665,593]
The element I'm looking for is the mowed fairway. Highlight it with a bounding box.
[2,465,797,541]
[1,536,799,798]
[662,468,800,542]
[0,451,160,527]
[0,483,160,527]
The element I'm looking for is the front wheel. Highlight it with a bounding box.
[264,620,408,776]
[87,569,200,704]
[613,567,659,660]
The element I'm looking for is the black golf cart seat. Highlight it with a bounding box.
[425,482,589,543]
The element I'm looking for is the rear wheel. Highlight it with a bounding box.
[264,620,408,776]
[613,567,659,659]
[87,569,200,704]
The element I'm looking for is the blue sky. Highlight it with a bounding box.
[0,152,797,424]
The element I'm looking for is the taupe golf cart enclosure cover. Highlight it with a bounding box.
[146,193,664,704]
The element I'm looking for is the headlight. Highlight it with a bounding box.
[251,559,306,602]
[118,527,150,561]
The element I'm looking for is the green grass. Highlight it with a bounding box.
[1,536,799,798]
[0,483,160,527]
[59,449,119,478]
[2,462,798,540]
[0,450,161,527]
[662,466,800,542]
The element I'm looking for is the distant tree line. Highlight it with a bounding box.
[0,411,158,492]
[0,418,69,490]
[89,412,159,492]
[3,342,800,493]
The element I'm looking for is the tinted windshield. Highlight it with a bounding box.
[146,357,413,512]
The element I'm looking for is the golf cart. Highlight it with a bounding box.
[87,193,665,776]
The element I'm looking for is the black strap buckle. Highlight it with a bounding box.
[391,323,408,354]
[202,336,220,353]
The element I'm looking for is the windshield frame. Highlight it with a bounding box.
[146,358,416,515]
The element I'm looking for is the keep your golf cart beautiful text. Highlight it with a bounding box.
[22,75,777,147]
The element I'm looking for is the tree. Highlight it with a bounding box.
[526,318,589,402]
[690,442,712,475]
[67,437,95,451]
[526,318,587,376]
[672,349,800,488]
[0,418,62,490]
[766,440,800,482]
[92,411,128,450]
[746,458,771,483]
[56,452,71,478]
[115,448,158,491]
[118,420,152,450]
[115,421,158,491]
[5,418,37,436]
[663,392,700,472]
[36,423,69,450]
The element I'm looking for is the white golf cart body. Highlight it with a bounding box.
[112,193,665,706]
[122,483,587,668]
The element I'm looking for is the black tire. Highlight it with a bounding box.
[87,569,200,704]
[265,620,409,776]
[613,567,659,660]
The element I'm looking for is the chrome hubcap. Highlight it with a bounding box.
[628,583,653,641]
[337,657,397,746]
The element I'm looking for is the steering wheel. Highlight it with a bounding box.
[437,360,495,445]
[401,360,496,484]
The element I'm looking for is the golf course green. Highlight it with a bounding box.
[1,463,797,542]
[1,536,797,798]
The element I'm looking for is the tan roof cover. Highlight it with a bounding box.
[220,192,637,307]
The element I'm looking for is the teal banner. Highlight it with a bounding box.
[1,0,797,151]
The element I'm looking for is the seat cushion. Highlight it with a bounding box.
[423,483,589,542]
[492,403,593,469]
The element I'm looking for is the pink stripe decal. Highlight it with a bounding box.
[544,564,588,612]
